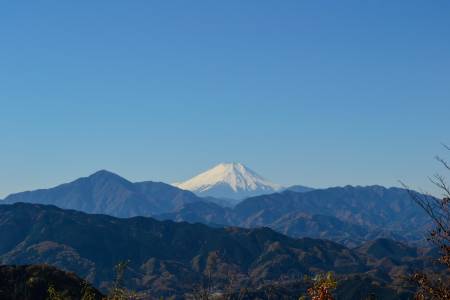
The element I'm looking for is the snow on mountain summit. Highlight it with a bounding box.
[173,163,283,202]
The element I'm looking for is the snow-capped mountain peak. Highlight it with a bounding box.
[173,163,283,202]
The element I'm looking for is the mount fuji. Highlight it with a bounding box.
[173,163,284,203]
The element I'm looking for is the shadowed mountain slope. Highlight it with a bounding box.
[158,185,431,246]
[0,203,439,298]
[0,264,103,300]
[3,173,430,247]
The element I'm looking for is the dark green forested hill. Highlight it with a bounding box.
[0,202,441,299]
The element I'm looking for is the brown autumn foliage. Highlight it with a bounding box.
[404,145,450,300]
[299,272,337,300]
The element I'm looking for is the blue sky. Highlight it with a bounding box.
[1,1,450,198]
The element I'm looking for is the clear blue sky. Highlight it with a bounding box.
[1,1,450,198]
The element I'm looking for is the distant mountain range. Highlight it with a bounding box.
[2,170,204,217]
[157,185,431,246]
[0,169,432,246]
[0,203,438,299]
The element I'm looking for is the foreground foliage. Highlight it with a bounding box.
[300,272,337,300]
[405,145,450,300]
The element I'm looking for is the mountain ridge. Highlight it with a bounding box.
[2,170,204,217]
[1,170,431,246]
[0,202,437,299]
[157,185,431,246]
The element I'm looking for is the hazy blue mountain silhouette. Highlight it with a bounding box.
[158,185,431,246]
[285,185,315,193]
[1,171,432,246]
[2,170,203,217]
